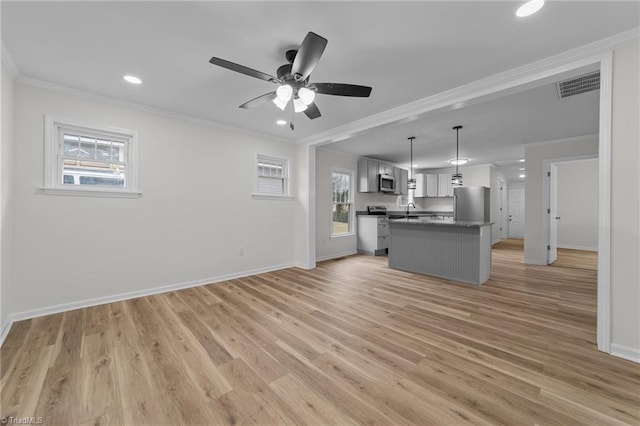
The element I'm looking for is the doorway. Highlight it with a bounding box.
[508,185,525,239]
[547,157,599,265]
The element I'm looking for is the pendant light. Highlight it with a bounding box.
[408,136,416,190]
[451,125,463,187]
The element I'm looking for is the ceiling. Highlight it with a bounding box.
[325,64,601,182]
[2,1,638,181]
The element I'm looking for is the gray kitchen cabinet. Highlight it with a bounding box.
[357,158,379,192]
[393,167,409,195]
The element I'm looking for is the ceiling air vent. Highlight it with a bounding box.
[556,71,600,98]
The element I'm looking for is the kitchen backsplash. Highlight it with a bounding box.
[356,192,454,212]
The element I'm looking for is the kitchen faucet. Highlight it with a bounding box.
[405,202,416,217]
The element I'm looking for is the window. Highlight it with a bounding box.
[253,154,291,199]
[44,116,140,197]
[331,169,353,237]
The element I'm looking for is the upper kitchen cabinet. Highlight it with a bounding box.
[358,157,408,194]
[357,157,379,193]
[378,162,394,176]
[415,173,453,197]
[393,167,408,195]
[438,173,455,197]
[415,173,438,197]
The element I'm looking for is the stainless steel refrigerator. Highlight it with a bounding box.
[454,186,490,222]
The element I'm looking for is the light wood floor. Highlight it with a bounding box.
[2,240,639,425]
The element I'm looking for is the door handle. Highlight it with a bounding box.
[555,216,561,220]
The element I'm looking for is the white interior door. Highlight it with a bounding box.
[548,164,559,264]
[508,187,525,238]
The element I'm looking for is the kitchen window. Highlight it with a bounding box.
[43,115,140,198]
[253,154,292,199]
[331,169,354,237]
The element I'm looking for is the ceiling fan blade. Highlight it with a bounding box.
[291,32,327,81]
[239,91,277,109]
[313,83,372,97]
[304,102,321,120]
[209,57,280,83]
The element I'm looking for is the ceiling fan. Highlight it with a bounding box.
[209,32,372,129]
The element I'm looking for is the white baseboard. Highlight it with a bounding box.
[0,319,13,347]
[523,258,547,265]
[558,244,597,252]
[316,250,358,262]
[610,343,640,363]
[0,262,294,348]
[492,238,501,246]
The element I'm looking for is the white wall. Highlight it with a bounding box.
[7,82,298,320]
[315,148,358,261]
[490,167,507,244]
[610,37,640,357]
[556,159,598,250]
[294,144,315,268]
[523,135,599,264]
[1,64,15,335]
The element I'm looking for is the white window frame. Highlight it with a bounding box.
[43,115,141,198]
[330,167,355,238]
[252,154,293,200]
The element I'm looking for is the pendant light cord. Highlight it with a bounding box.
[455,127,459,176]
[408,136,415,181]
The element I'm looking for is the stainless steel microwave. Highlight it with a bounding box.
[378,174,395,192]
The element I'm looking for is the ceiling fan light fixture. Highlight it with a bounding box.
[272,97,287,111]
[293,97,308,113]
[276,84,293,102]
[298,87,315,105]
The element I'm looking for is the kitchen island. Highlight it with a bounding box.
[388,218,492,285]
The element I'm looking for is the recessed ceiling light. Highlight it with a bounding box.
[519,158,525,162]
[276,120,287,126]
[516,0,544,17]
[520,167,525,171]
[519,174,526,178]
[123,75,142,85]
[449,158,469,166]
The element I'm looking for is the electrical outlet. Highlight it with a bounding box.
[239,247,244,256]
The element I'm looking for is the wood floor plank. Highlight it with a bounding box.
[2,241,639,425]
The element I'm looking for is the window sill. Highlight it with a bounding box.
[251,193,293,201]
[39,187,142,199]
[330,233,355,239]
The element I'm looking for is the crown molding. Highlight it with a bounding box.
[13,74,295,145]
[297,27,640,147]
[1,42,19,79]
[523,133,598,149]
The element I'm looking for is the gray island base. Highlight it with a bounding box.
[388,218,493,285]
